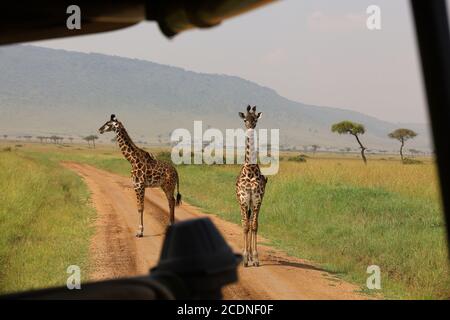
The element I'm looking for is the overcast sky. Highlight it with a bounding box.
[33,0,431,124]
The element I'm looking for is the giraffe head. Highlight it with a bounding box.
[239,105,262,129]
[99,114,121,134]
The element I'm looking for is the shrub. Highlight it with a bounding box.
[288,154,307,162]
[299,153,309,158]
[403,158,423,165]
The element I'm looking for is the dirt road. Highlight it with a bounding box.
[63,162,369,300]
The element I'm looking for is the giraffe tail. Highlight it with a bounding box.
[175,175,182,206]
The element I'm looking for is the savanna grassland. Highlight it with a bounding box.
[0,144,95,294]
[0,141,448,299]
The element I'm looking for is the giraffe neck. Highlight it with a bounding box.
[245,128,257,165]
[115,126,139,163]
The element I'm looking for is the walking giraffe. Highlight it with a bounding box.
[99,114,181,237]
[236,105,268,267]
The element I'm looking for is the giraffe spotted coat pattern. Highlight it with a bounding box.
[236,105,268,267]
[99,114,181,237]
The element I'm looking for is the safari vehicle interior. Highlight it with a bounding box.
[0,0,449,299]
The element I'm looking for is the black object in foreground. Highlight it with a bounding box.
[0,0,277,45]
[1,218,242,300]
[411,0,450,253]
[152,217,242,299]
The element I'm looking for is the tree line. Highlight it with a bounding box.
[331,120,418,164]
[1,135,69,144]
[1,134,99,148]
[1,124,421,157]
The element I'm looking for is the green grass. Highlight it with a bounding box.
[0,150,95,294]
[175,163,449,299]
[1,142,449,299]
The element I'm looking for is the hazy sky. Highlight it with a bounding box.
[34,0,430,124]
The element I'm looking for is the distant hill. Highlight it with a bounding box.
[0,45,432,151]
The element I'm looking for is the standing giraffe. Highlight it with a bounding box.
[236,105,268,267]
[99,114,181,237]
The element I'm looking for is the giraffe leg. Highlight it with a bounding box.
[247,207,253,264]
[134,184,145,238]
[250,201,262,267]
[163,187,176,226]
[239,205,251,267]
[246,213,252,264]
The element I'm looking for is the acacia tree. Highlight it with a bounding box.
[388,128,417,162]
[84,135,98,148]
[91,135,98,149]
[331,121,367,164]
[83,136,91,148]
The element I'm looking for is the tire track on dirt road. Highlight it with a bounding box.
[63,162,371,300]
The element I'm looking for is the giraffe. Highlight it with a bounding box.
[236,105,268,267]
[99,114,181,237]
